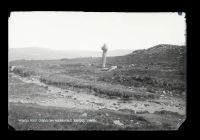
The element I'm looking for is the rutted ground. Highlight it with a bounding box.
[8,72,186,130]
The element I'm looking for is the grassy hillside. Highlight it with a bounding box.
[58,44,186,71]
[107,44,186,69]
[9,44,186,98]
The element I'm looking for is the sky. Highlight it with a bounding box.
[8,12,186,51]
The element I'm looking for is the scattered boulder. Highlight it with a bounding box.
[128,64,135,68]
[135,122,141,126]
[113,120,124,126]
[108,66,117,71]
[10,66,16,72]
[101,68,110,71]
[40,100,46,103]
[82,113,87,117]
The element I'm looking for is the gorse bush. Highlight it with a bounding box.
[13,66,35,77]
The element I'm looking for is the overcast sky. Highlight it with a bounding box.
[8,12,186,51]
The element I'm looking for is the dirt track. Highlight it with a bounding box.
[8,73,186,130]
[9,73,185,114]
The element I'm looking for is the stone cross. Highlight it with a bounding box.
[101,44,108,68]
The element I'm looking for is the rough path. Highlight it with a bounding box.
[9,73,186,115]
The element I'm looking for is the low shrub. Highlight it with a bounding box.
[13,67,35,77]
[99,73,185,93]
[40,74,158,99]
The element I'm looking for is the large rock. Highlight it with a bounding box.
[113,120,124,126]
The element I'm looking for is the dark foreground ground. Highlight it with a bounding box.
[9,102,185,130]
